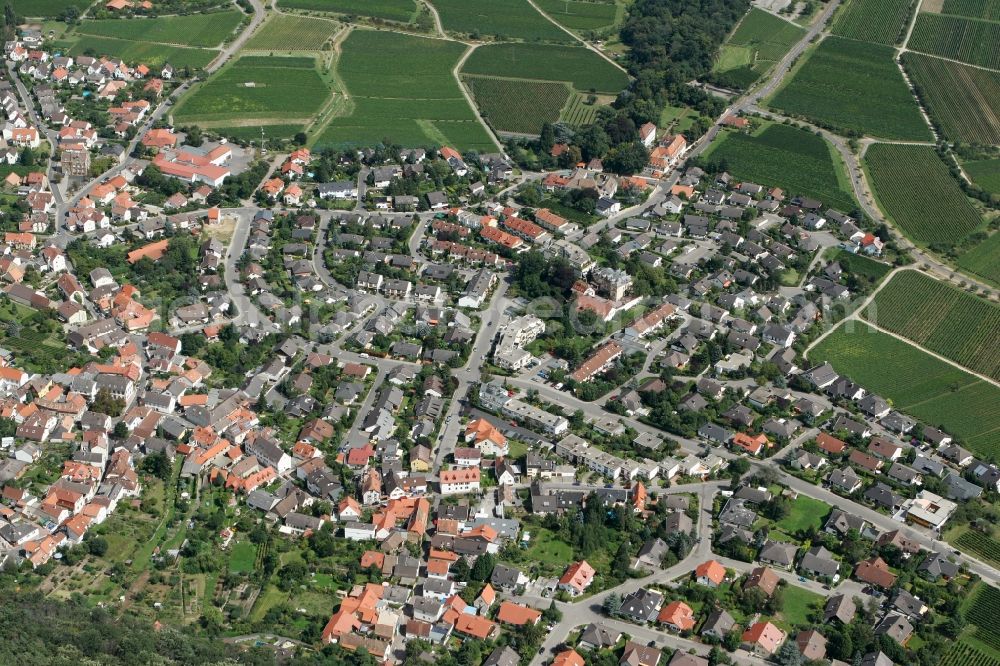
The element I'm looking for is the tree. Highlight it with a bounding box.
[538,122,556,152]
[91,388,125,417]
[113,421,129,438]
[604,141,649,175]
[294,132,308,145]
[86,535,108,557]
[20,146,35,167]
[602,592,621,616]
[542,600,562,624]
[470,553,495,581]
[140,452,172,481]
[775,641,802,666]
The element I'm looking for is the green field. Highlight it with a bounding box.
[704,123,858,213]
[958,232,1000,287]
[908,13,1000,69]
[903,53,1000,146]
[712,8,805,89]
[66,36,216,69]
[213,124,307,143]
[74,11,243,48]
[277,0,417,22]
[812,324,1000,457]
[315,30,494,150]
[866,271,1000,381]
[461,43,629,93]
[465,76,569,134]
[430,0,572,41]
[831,0,914,44]
[10,0,91,16]
[864,143,982,246]
[228,541,257,574]
[535,0,619,32]
[965,159,1000,195]
[830,249,893,283]
[770,37,932,141]
[175,55,330,130]
[776,585,825,632]
[523,527,573,565]
[942,0,1000,20]
[965,584,1000,654]
[245,14,339,51]
[775,496,830,534]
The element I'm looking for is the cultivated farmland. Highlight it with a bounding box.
[65,36,216,69]
[465,77,569,134]
[831,0,914,45]
[865,271,1000,380]
[908,13,1000,69]
[965,585,1000,653]
[10,0,91,16]
[903,53,1000,146]
[864,143,981,245]
[810,324,1000,457]
[429,0,572,41]
[965,159,1000,196]
[174,56,330,132]
[73,11,244,48]
[769,37,932,141]
[245,14,339,51]
[703,123,857,213]
[941,0,1000,20]
[713,8,805,89]
[958,232,1000,287]
[315,30,495,151]
[561,93,601,126]
[535,0,619,32]
[277,0,417,23]
[461,44,629,93]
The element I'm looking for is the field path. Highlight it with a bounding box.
[420,0,446,38]
[523,0,629,76]
[206,0,267,74]
[453,44,503,151]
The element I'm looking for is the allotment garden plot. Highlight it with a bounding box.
[863,143,982,246]
[277,0,418,23]
[314,30,496,151]
[769,36,932,141]
[865,270,1000,381]
[173,56,331,137]
[429,0,572,41]
[712,8,805,90]
[703,123,857,213]
[830,0,914,45]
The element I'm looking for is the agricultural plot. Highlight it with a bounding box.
[65,36,215,69]
[316,30,495,150]
[908,14,1000,69]
[465,76,569,134]
[561,93,601,126]
[958,232,1000,287]
[903,53,1000,146]
[430,0,572,41]
[864,143,982,246]
[965,159,1000,195]
[810,324,1000,455]
[703,123,857,213]
[10,0,91,16]
[770,37,932,141]
[941,0,1000,20]
[941,642,1000,666]
[831,0,914,45]
[865,270,1000,381]
[535,0,619,32]
[174,56,330,132]
[73,11,243,48]
[277,0,417,23]
[965,585,1000,653]
[245,14,339,51]
[712,8,805,89]
[956,532,1000,569]
[461,43,629,93]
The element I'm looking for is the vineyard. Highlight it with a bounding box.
[769,37,932,141]
[941,642,1000,666]
[864,143,982,246]
[908,13,1000,69]
[704,123,858,213]
[956,532,1000,568]
[535,0,619,32]
[866,271,1000,381]
[965,159,1000,196]
[958,232,1000,287]
[561,93,600,126]
[903,53,1000,145]
[465,76,569,134]
[965,584,1000,653]
[831,0,914,45]
[712,8,804,89]
[942,0,1000,20]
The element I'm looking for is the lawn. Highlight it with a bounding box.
[430,0,572,41]
[908,13,1000,70]
[712,8,805,89]
[776,584,824,632]
[229,540,257,574]
[828,249,892,284]
[831,0,914,45]
[903,52,1000,146]
[250,585,289,622]
[535,0,620,32]
[465,76,569,134]
[212,124,307,143]
[769,36,932,141]
[523,527,573,565]
[462,43,629,93]
[775,496,830,534]
[703,123,858,213]
[958,232,1000,288]
[810,323,1000,458]
[865,270,1000,381]
[315,30,495,150]
[174,55,330,130]
[73,10,243,48]
[65,35,216,69]
[245,13,340,51]
[864,143,982,246]
[277,0,417,23]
